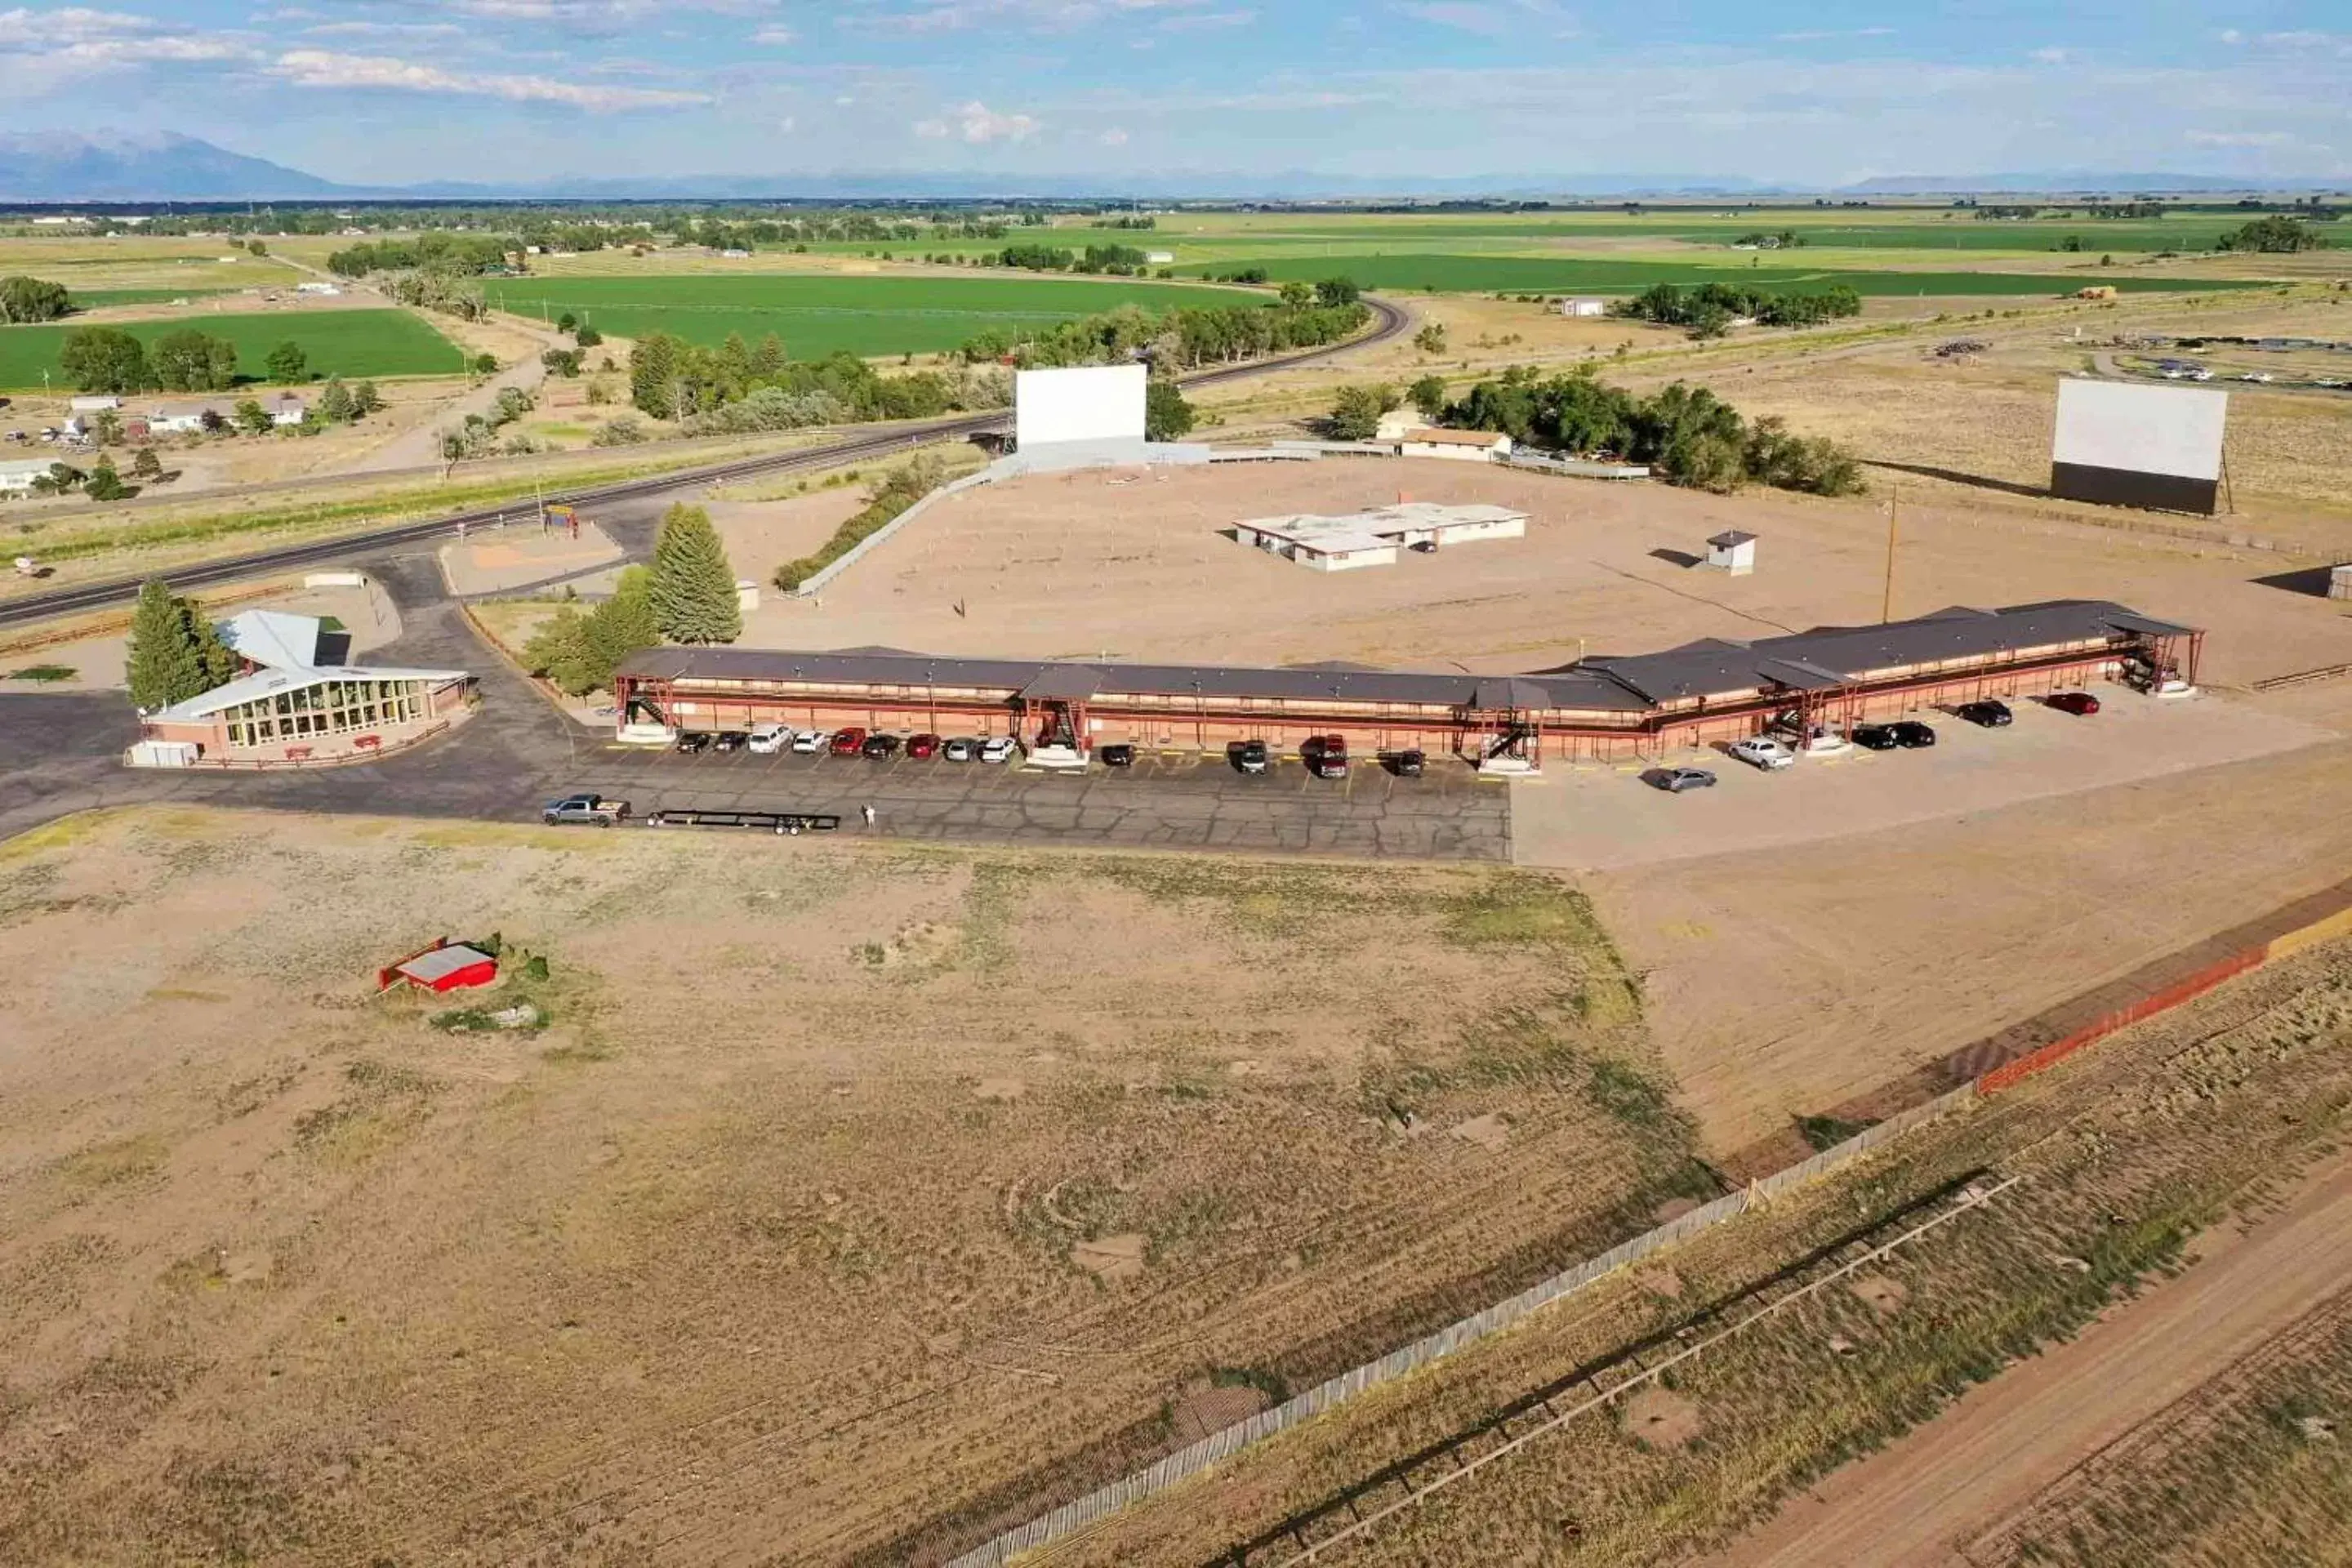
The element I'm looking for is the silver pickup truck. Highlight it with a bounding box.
[541,793,631,826]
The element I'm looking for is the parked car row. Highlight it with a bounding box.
[681,724,1019,763]
[1653,693,2098,792]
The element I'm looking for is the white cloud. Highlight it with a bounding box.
[2218,28,2242,44]
[913,99,1040,141]
[270,48,711,109]
[301,20,466,38]
[2028,46,2070,64]
[1774,26,1893,42]
[777,114,795,131]
[1158,7,1253,29]
[1098,125,1128,144]
[853,0,1218,35]
[751,23,795,42]
[1390,0,1572,39]
[2186,129,2295,148]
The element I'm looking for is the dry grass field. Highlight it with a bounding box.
[1041,933,2352,1568]
[0,808,1708,1565]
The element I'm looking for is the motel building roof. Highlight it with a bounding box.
[615,600,2196,722]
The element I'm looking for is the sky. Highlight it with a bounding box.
[0,0,2346,187]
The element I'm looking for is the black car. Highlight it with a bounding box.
[1099,743,1136,768]
[860,733,901,759]
[1231,739,1270,775]
[1388,748,1426,777]
[712,730,748,752]
[1890,720,1937,748]
[1851,724,1900,751]
[1956,700,2012,728]
[674,731,713,755]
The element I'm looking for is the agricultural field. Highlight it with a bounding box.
[0,810,1700,1564]
[1174,253,2266,296]
[0,308,465,390]
[0,235,289,297]
[474,274,1260,359]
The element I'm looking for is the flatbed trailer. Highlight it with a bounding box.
[645,808,841,833]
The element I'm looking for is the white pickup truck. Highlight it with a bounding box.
[541,793,631,826]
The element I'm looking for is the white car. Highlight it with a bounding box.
[1728,737,1795,771]
[746,721,790,755]
[980,737,1019,764]
[789,728,826,754]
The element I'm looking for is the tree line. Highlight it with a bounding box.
[625,333,1006,426]
[995,243,1156,274]
[54,327,345,395]
[2216,216,2331,253]
[1363,364,1864,496]
[1613,282,1863,337]
[327,233,519,278]
[951,289,1369,371]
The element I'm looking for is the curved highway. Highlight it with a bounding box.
[0,295,1409,628]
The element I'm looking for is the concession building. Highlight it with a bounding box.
[614,599,2201,767]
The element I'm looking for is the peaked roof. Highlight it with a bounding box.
[220,609,322,671]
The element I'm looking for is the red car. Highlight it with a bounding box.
[827,726,868,755]
[2047,692,2101,716]
[1303,734,1349,779]
[906,732,941,760]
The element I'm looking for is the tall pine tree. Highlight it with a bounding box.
[126,578,205,711]
[647,504,742,645]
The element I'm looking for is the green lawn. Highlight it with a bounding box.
[1175,252,2269,296]
[0,309,465,390]
[479,274,1262,358]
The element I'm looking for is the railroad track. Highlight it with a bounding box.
[0,295,1408,630]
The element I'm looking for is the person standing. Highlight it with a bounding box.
[861,803,875,829]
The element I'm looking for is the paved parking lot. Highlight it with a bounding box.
[1511,688,2336,871]
[579,740,1512,860]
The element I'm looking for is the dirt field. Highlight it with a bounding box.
[751,451,2352,686]
[0,808,1697,1564]
[1709,1147,2352,1567]
[1038,932,2352,1568]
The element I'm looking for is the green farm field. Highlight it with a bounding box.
[1175,252,2270,296]
[479,274,1261,357]
[0,308,464,390]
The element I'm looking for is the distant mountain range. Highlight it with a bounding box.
[0,132,2336,204]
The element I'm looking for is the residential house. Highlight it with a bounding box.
[1397,428,1512,463]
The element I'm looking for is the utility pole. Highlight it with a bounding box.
[1880,486,1899,624]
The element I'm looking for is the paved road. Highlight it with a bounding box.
[0,546,1508,862]
[0,296,1410,629]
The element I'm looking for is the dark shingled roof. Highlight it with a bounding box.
[1591,599,2191,702]
[614,646,1653,713]
[615,600,2195,717]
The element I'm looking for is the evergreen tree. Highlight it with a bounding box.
[130,447,163,479]
[319,377,354,422]
[352,381,385,416]
[586,566,661,675]
[630,332,682,419]
[126,579,204,710]
[190,604,241,686]
[647,504,741,644]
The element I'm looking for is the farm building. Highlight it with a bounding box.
[1557,297,1608,317]
[379,942,498,993]
[1234,501,1528,571]
[613,599,2202,768]
[0,457,54,496]
[1398,428,1512,463]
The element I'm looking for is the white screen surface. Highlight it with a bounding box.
[1015,365,1147,446]
[2053,378,2227,481]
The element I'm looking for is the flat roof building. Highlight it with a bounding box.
[1234,501,1528,572]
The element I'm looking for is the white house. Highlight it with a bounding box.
[0,457,57,495]
[266,394,307,427]
[145,399,237,434]
[1557,297,1607,318]
[1398,428,1512,463]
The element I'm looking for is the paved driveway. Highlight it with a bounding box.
[1,553,1510,863]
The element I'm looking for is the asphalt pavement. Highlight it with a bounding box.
[0,543,1510,862]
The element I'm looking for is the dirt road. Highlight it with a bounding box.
[1706,1144,2352,1568]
